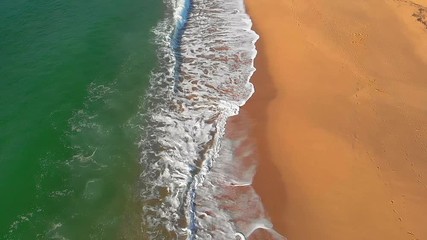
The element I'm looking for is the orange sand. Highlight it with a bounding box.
[242,0,427,239]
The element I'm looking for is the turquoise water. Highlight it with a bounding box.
[0,0,162,238]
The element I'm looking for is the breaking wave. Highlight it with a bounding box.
[138,0,285,239]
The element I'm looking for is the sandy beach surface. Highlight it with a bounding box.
[241,0,427,239]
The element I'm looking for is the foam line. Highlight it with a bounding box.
[137,0,285,238]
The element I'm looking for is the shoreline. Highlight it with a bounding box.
[227,35,287,238]
[243,0,427,239]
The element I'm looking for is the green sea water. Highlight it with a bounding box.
[0,0,162,238]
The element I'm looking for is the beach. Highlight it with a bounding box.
[2,0,427,238]
[243,0,427,239]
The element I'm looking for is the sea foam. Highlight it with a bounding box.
[138,0,285,239]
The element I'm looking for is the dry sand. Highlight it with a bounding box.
[241,0,427,239]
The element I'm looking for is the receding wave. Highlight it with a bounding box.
[138,0,285,239]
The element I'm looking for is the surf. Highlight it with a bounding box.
[138,0,285,239]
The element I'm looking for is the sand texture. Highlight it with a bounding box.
[242,0,427,239]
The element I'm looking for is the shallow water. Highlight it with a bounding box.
[138,0,284,239]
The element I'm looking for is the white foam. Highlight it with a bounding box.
[173,0,188,24]
[138,0,285,239]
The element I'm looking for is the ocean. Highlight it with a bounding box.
[0,0,284,239]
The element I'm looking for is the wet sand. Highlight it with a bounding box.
[242,0,427,239]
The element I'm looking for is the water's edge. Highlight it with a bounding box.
[138,0,285,238]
